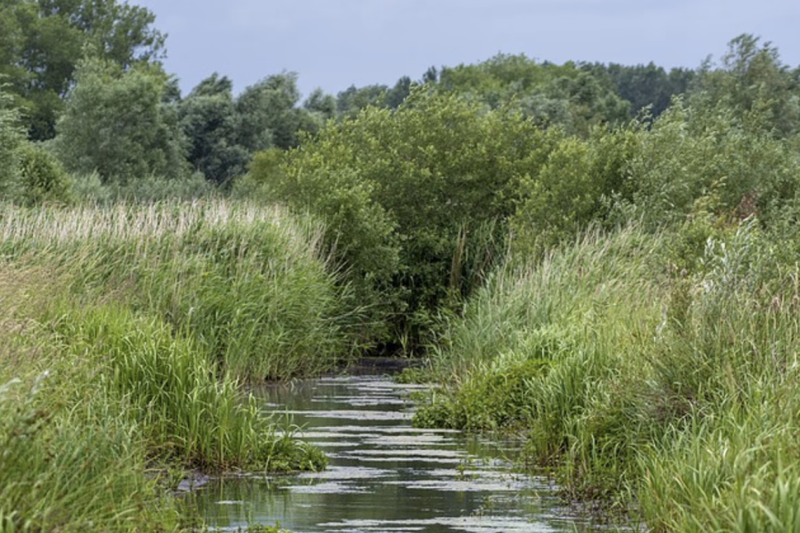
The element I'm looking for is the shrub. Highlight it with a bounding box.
[510,123,639,257]
[247,89,561,347]
[16,142,73,205]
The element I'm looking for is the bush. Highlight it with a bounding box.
[510,123,639,257]
[16,142,73,205]
[626,99,800,229]
[247,89,561,347]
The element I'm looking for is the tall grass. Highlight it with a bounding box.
[0,200,345,531]
[0,200,359,380]
[414,225,666,493]
[51,304,326,472]
[0,373,186,533]
[0,265,187,532]
[413,220,800,529]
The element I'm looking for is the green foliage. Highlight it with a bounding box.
[692,34,800,138]
[414,356,550,431]
[179,72,331,184]
[179,73,251,185]
[0,0,165,140]
[52,55,188,184]
[248,89,560,347]
[303,87,337,120]
[236,73,310,150]
[15,142,73,205]
[334,76,413,118]
[626,98,800,229]
[0,85,23,197]
[632,223,800,532]
[585,62,696,118]
[0,373,185,532]
[510,123,639,256]
[336,83,391,117]
[438,54,631,135]
[0,265,188,532]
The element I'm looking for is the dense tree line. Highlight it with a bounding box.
[4,0,785,199]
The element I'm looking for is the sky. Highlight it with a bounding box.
[134,0,800,99]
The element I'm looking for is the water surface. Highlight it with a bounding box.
[195,376,598,532]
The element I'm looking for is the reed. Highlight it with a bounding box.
[0,200,344,531]
[0,200,359,380]
[53,304,326,472]
[0,310,187,532]
[414,220,800,527]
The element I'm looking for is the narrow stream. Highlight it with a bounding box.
[194,376,599,532]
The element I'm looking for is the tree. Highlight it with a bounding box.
[38,0,165,68]
[336,84,388,117]
[422,66,438,84]
[303,87,337,121]
[692,34,800,137]
[179,73,249,185]
[236,73,309,150]
[52,55,187,183]
[586,62,695,118]
[437,54,630,136]
[385,76,411,109]
[0,0,165,140]
[0,83,24,197]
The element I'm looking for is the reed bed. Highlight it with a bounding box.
[413,221,800,530]
[0,200,315,248]
[0,200,349,531]
[0,200,358,380]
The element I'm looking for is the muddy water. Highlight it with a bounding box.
[195,376,596,532]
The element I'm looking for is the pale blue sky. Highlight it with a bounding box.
[135,0,800,98]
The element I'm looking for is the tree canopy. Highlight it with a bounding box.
[0,0,164,139]
[52,55,186,183]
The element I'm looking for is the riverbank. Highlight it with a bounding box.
[410,222,800,531]
[0,201,354,532]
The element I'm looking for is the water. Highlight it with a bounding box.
[195,376,596,533]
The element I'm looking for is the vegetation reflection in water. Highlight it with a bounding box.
[194,376,600,533]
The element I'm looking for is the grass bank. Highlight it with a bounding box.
[411,221,800,531]
[0,200,357,532]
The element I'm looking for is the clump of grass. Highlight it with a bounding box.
[413,225,665,494]
[0,332,187,532]
[53,304,327,472]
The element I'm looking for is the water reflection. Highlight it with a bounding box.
[194,376,593,532]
